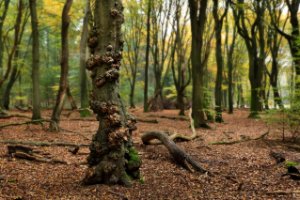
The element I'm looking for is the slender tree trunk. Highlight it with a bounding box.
[143,0,151,112]
[0,0,22,88]
[225,17,237,114]
[50,0,73,131]
[83,0,141,186]
[29,0,41,120]
[80,0,89,110]
[0,0,10,77]
[129,78,136,108]
[66,86,77,110]
[213,0,227,122]
[3,61,19,109]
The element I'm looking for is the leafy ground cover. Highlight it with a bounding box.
[0,109,299,199]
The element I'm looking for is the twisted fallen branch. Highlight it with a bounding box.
[142,131,207,173]
[141,109,207,173]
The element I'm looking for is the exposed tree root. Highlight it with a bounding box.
[142,131,208,173]
[0,140,89,147]
[0,119,52,129]
[210,129,269,145]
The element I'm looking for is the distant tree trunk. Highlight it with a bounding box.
[231,0,265,118]
[268,0,300,104]
[50,0,73,131]
[2,0,28,109]
[3,61,20,109]
[0,0,10,77]
[79,0,89,110]
[225,17,237,114]
[237,76,245,108]
[171,0,191,116]
[0,0,22,89]
[29,0,41,119]
[143,0,151,112]
[188,0,209,128]
[213,0,228,122]
[66,86,77,110]
[123,5,143,109]
[83,0,141,186]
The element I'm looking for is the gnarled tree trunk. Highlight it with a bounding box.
[82,0,141,186]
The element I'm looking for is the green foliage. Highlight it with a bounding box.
[285,161,300,168]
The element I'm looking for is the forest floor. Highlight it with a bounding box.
[0,108,299,200]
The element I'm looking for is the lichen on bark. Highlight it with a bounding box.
[82,0,141,186]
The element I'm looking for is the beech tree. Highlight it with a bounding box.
[171,0,191,116]
[231,0,267,117]
[213,0,228,122]
[79,0,90,112]
[0,0,10,79]
[143,0,151,112]
[29,0,41,119]
[50,0,73,131]
[82,0,141,185]
[188,0,209,128]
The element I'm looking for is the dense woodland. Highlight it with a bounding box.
[0,0,300,199]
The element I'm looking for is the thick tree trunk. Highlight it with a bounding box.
[79,0,89,110]
[29,0,41,120]
[83,0,141,186]
[188,0,209,128]
[49,0,73,131]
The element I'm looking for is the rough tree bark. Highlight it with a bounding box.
[49,0,73,131]
[188,0,209,128]
[29,0,41,120]
[82,0,141,186]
